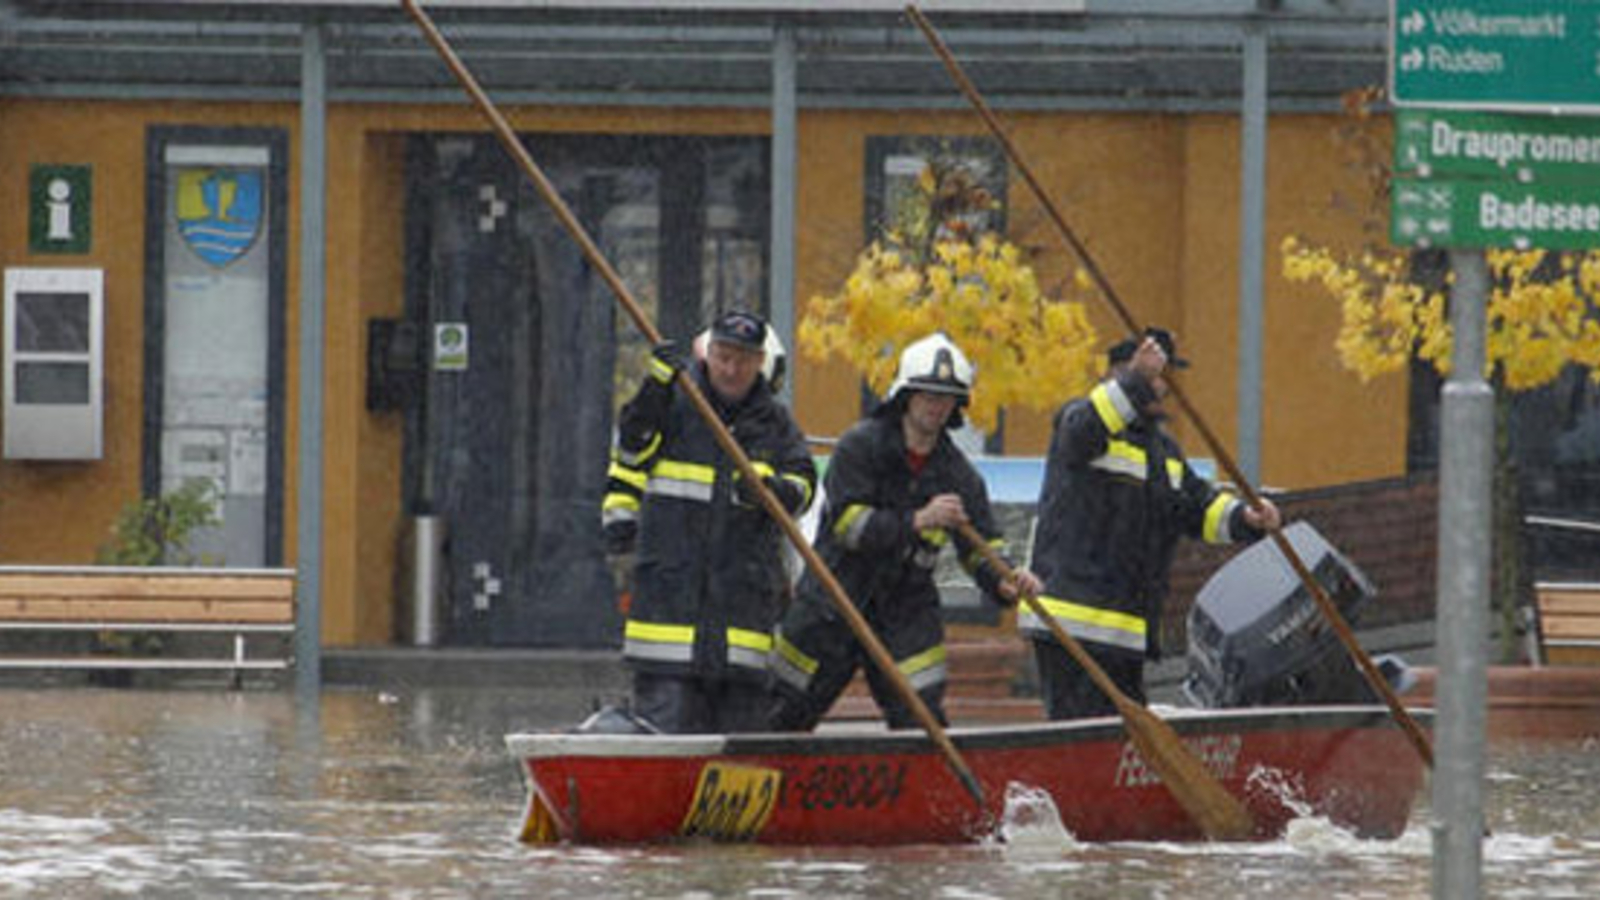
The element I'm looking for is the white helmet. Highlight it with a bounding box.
[691,325,788,391]
[762,327,788,393]
[886,332,973,403]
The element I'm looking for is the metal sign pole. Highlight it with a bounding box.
[1431,248,1493,900]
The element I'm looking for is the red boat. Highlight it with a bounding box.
[507,704,1430,845]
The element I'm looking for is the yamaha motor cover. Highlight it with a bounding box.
[1184,521,1381,708]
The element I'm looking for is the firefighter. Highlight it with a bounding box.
[1026,327,1281,720]
[768,333,1042,731]
[601,310,816,734]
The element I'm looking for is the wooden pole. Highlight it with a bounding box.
[401,0,988,808]
[906,4,1433,771]
[959,524,1255,840]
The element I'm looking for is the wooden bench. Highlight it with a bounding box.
[0,566,296,681]
[1533,582,1600,666]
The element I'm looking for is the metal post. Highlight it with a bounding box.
[1432,249,1493,900]
[1236,20,1267,485]
[769,24,798,402]
[295,21,328,699]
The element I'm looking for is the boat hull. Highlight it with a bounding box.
[506,705,1429,845]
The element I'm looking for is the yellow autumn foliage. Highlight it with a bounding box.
[1281,236,1600,392]
[801,157,1100,432]
[801,234,1100,431]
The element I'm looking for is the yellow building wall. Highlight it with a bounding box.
[0,94,1406,647]
[792,109,1407,490]
[0,99,297,567]
[1178,114,1407,489]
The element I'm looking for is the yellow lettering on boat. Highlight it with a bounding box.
[680,762,782,841]
[520,791,561,844]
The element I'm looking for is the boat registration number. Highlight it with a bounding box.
[681,762,783,841]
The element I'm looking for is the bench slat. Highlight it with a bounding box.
[0,575,292,601]
[1539,592,1600,612]
[1541,618,1600,640]
[0,598,293,624]
[0,657,290,670]
[1545,646,1600,666]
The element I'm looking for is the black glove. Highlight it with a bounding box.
[603,519,638,556]
[736,474,803,513]
[648,340,688,384]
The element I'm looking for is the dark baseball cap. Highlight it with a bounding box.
[1107,327,1189,369]
[709,310,768,351]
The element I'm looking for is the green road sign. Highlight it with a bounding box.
[1392,176,1600,249]
[1396,109,1600,183]
[1390,0,1600,113]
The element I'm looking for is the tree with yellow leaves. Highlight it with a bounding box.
[1281,238,1600,391]
[1280,90,1600,661]
[800,154,1101,434]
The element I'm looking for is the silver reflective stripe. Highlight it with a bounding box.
[904,660,947,692]
[602,506,638,526]
[1090,453,1146,480]
[647,478,715,503]
[624,639,694,664]
[771,632,818,691]
[1210,497,1240,544]
[616,438,658,468]
[771,653,811,691]
[1018,608,1146,653]
[836,505,873,549]
[728,644,768,671]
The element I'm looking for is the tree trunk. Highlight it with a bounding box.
[1492,390,1533,663]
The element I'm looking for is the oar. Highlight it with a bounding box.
[907,4,1434,771]
[401,0,988,810]
[957,523,1255,840]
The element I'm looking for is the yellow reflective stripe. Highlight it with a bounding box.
[898,643,947,677]
[748,462,777,479]
[774,633,818,675]
[1035,596,1146,638]
[1203,494,1236,544]
[772,632,819,690]
[1107,440,1145,466]
[648,356,674,383]
[616,431,662,468]
[834,504,872,545]
[963,537,1005,573]
[727,628,773,653]
[782,472,814,510]
[652,459,716,484]
[602,492,640,512]
[1166,459,1184,489]
[920,528,950,546]
[900,643,948,692]
[1090,382,1127,434]
[607,461,648,490]
[1091,439,1147,480]
[624,620,696,645]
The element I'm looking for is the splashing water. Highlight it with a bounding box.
[996,782,1080,853]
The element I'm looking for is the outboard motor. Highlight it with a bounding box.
[1183,521,1408,708]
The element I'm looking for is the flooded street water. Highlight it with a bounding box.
[0,686,1597,898]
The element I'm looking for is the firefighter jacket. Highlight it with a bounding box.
[1024,370,1263,659]
[771,410,1012,696]
[602,360,815,682]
